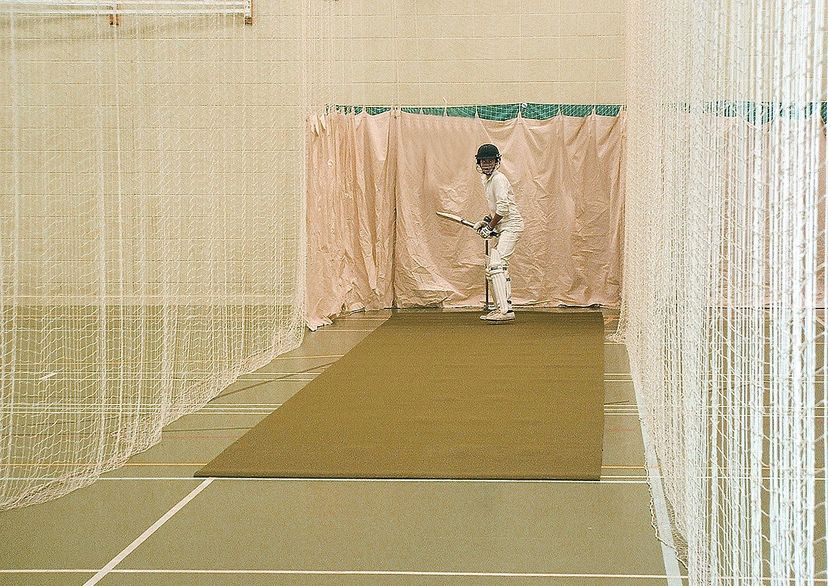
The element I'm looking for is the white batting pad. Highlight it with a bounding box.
[490,270,509,313]
[505,272,512,312]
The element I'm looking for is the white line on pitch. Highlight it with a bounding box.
[336,317,392,321]
[172,476,646,484]
[237,373,321,377]
[311,329,375,332]
[1,569,687,580]
[270,354,344,359]
[107,569,683,580]
[0,476,650,484]
[84,478,213,585]
[0,570,97,574]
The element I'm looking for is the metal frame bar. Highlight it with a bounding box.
[2,0,249,18]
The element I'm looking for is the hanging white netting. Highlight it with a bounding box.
[0,5,305,509]
[621,0,827,581]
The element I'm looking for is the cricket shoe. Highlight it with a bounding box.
[481,310,515,323]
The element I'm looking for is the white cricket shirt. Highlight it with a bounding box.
[481,169,524,232]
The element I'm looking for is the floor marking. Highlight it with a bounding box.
[0,569,688,580]
[160,435,243,440]
[105,569,683,579]
[635,394,683,585]
[270,354,344,359]
[135,477,647,485]
[311,329,375,332]
[190,403,637,410]
[201,403,281,407]
[7,408,644,417]
[239,372,322,376]
[0,570,96,574]
[7,462,205,467]
[234,377,318,382]
[38,372,58,381]
[0,476,651,484]
[182,410,273,414]
[84,478,213,586]
[336,317,391,321]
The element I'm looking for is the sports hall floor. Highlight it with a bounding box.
[0,308,684,585]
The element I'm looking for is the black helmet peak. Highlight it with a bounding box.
[475,143,501,162]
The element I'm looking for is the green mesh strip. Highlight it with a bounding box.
[334,101,828,123]
[677,101,828,124]
[333,103,623,120]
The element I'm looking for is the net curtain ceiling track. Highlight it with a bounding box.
[1,0,253,23]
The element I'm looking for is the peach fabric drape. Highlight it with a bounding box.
[306,110,626,329]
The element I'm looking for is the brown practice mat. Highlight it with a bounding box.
[196,311,605,480]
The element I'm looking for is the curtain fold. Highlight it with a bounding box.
[306,110,626,329]
[306,111,397,328]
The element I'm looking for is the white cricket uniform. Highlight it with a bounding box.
[481,169,523,263]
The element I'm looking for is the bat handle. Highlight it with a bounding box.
[484,239,490,310]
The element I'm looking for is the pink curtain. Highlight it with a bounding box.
[306,110,626,329]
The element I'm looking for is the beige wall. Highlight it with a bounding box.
[315,0,625,107]
[1,0,624,302]
[1,9,305,303]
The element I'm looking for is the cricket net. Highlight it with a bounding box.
[1,6,305,509]
[620,0,828,581]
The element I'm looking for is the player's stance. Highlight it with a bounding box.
[473,143,524,323]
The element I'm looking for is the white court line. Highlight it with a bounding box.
[220,376,634,386]
[0,570,96,574]
[270,354,344,359]
[239,372,322,376]
[0,476,649,484]
[635,394,683,584]
[84,478,213,586]
[1,569,687,580]
[231,376,629,382]
[7,408,642,416]
[189,406,640,414]
[236,370,322,380]
[114,569,683,580]
[235,376,319,381]
[311,329,375,332]
[197,402,638,408]
[81,473,821,482]
[336,317,392,321]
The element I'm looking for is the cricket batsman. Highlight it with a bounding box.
[473,143,524,323]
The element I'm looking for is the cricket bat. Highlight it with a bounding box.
[435,211,499,237]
